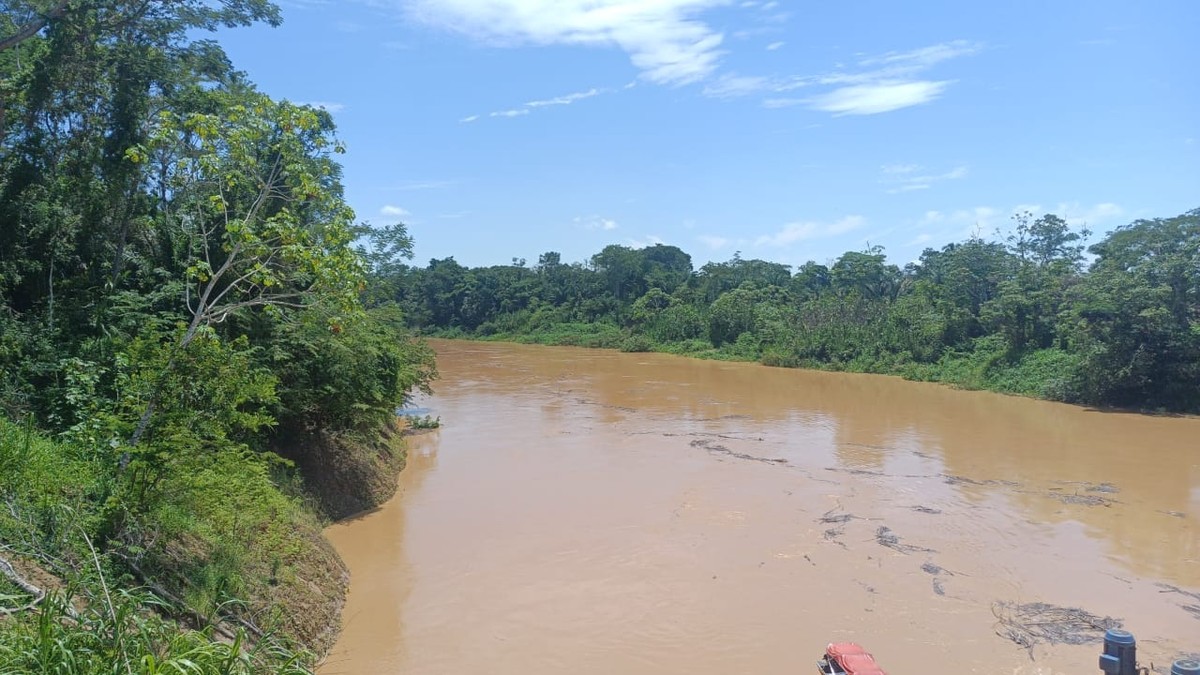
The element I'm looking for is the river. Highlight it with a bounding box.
[320,339,1199,674]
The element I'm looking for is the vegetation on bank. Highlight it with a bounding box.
[395,209,1199,412]
[0,0,434,670]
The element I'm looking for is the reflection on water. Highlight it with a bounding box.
[322,340,1200,674]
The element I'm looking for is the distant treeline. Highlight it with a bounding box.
[391,209,1199,412]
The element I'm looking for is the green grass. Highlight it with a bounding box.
[0,588,313,674]
[0,417,340,671]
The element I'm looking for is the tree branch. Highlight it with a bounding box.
[0,1,70,53]
[0,555,46,615]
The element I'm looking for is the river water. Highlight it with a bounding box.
[321,340,1200,674]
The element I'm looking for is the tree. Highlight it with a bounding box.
[123,93,364,445]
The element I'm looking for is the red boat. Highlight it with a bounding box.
[817,642,887,675]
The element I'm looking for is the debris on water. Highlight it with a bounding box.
[689,439,786,464]
[932,578,946,596]
[825,466,887,477]
[819,512,855,525]
[823,528,847,548]
[921,562,945,575]
[1157,510,1186,519]
[1086,483,1120,494]
[1052,492,1118,507]
[912,505,942,515]
[992,601,1121,656]
[875,526,936,554]
[943,474,1019,487]
[1156,583,1200,621]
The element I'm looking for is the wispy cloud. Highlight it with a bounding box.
[627,234,666,248]
[882,164,968,193]
[380,205,410,218]
[698,234,730,250]
[914,202,1122,244]
[703,73,773,99]
[765,40,784,51]
[490,108,530,118]
[755,215,865,248]
[298,101,346,113]
[397,0,729,85]
[576,215,620,231]
[465,86,610,122]
[809,80,949,115]
[527,88,601,107]
[706,39,981,115]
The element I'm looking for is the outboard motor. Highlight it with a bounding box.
[1099,629,1137,675]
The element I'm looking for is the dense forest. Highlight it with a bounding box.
[394,208,1199,412]
[0,1,433,672]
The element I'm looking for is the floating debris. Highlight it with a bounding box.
[1052,492,1119,507]
[825,466,888,477]
[1156,584,1200,621]
[993,601,1121,656]
[689,439,786,464]
[875,526,936,554]
[819,512,855,525]
[912,505,942,515]
[1158,510,1186,519]
[932,578,946,596]
[943,474,1019,487]
[921,562,946,576]
[1086,483,1121,494]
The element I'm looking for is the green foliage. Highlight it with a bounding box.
[1,0,440,667]
[269,305,437,434]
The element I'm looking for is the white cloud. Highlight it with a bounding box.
[399,0,729,85]
[526,88,601,107]
[765,40,784,51]
[858,40,982,70]
[883,165,968,193]
[701,39,979,115]
[299,101,346,113]
[466,86,610,121]
[809,80,950,115]
[698,234,729,250]
[703,73,773,99]
[755,215,865,247]
[1053,202,1123,228]
[627,234,666,248]
[576,215,619,231]
[380,205,410,218]
[490,108,530,118]
[761,97,804,109]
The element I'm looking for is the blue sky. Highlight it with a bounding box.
[217,0,1199,269]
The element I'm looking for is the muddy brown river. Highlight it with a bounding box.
[321,340,1199,674]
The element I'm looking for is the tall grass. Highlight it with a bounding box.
[0,587,313,674]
